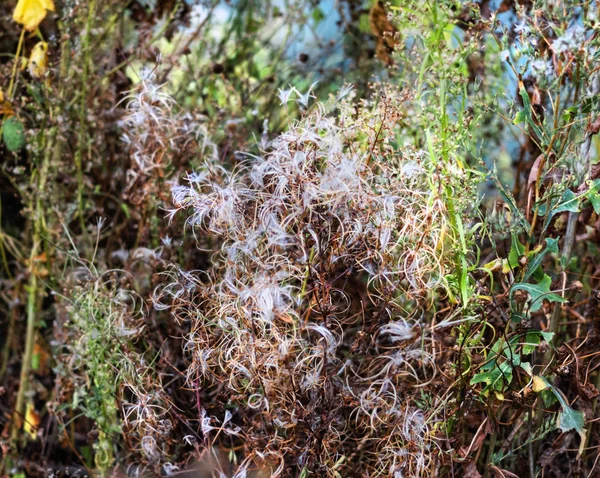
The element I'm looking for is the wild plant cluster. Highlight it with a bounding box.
[119,67,216,212]
[55,266,175,476]
[2,1,600,477]
[156,86,477,476]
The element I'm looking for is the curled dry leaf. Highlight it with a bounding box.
[586,115,600,136]
[463,461,482,478]
[489,465,520,478]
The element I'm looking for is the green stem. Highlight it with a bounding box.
[483,432,497,478]
[10,251,38,445]
[8,29,26,99]
[10,127,54,445]
[0,295,18,379]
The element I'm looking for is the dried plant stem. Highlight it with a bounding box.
[10,128,53,445]
[546,73,596,351]
[7,28,25,99]
[483,432,496,478]
[546,211,577,341]
[0,292,19,379]
[74,0,97,226]
[10,248,39,445]
[528,408,535,478]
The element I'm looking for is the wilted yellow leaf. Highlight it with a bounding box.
[13,0,55,32]
[532,375,549,392]
[25,251,49,277]
[0,88,12,116]
[23,401,40,439]
[32,341,50,373]
[0,102,15,116]
[19,57,28,72]
[28,41,48,78]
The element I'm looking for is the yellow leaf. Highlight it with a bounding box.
[532,375,549,392]
[0,89,4,103]
[13,0,55,32]
[23,401,40,439]
[483,257,502,272]
[435,222,446,251]
[0,101,13,116]
[28,41,48,78]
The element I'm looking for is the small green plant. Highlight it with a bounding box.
[56,267,171,475]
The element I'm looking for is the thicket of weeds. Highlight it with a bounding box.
[1,1,600,477]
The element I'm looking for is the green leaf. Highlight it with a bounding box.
[552,189,580,215]
[492,172,531,232]
[2,117,26,152]
[501,339,519,363]
[540,331,554,343]
[512,330,553,355]
[535,200,548,216]
[470,361,513,396]
[532,376,586,448]
[562,106,578,123]
[358,13,371,34]
[518,87,546,141]
[519,361,533,376]
[522,331,541,355]
[557,402,586,437]
[501,339,531,375]
[523,237,559,282]
[508,233,525,270]
[551,385,585,435]
[312,7,325,24]
[482,338,506,371]
[541,388,558,407]
[31,351,40,371]
[459,256,470,308]
[585,179,600,214]
[543,189,580,230]
[580,94,600,114]
[511,312,524,324]
[120,203,131,219]
[511,274,567,312]
[513,109,527,125]
[542,182,600,229]
[444,184,471,308]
